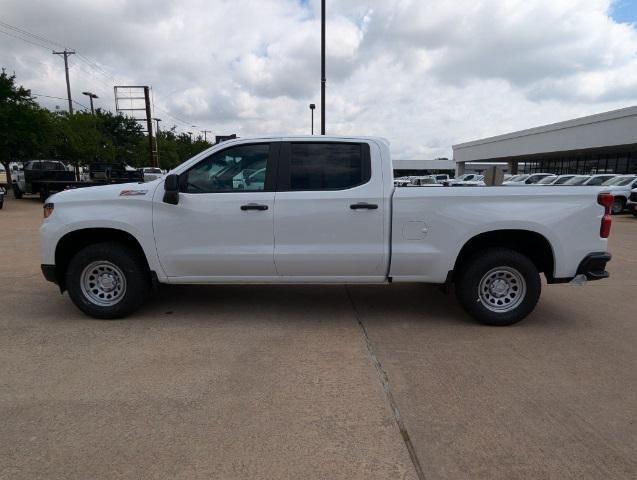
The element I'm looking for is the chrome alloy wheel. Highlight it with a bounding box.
[80,261,127,307]
[478,266,526,313]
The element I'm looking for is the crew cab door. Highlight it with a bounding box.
[153,142,279,279]
[273,140,388,279]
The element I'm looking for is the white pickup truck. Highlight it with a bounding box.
[40,136,613,326]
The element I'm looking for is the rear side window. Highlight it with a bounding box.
[286,142,370,191]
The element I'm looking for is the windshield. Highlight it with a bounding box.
[605,176,636,186]
[510,174,529,182]
[586,175,615,186]
[563,176,590,185]
[553,176,574,185]
[602,176,631,186]
[536,176,557,184]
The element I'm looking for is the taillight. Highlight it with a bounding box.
[43,202,54,219]
[597,193,613,238]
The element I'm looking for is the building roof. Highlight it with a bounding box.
[453,105,637,163]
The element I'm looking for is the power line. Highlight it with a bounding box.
[0,27,52,51]
[0,20,67,49]
[31,92,88,109]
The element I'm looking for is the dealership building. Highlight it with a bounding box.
[453,105,637,176]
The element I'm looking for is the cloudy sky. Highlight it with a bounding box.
[1,0,637,158]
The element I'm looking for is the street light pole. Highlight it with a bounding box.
[309,104,315,135]
[321,0,326,135]
[81,91,98,114]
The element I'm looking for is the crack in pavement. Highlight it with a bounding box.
[346,286,427,480]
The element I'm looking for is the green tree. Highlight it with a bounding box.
[0,71,53,184]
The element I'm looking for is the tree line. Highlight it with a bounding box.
[0,71,212,185]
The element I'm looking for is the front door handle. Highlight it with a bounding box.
[241,203,269,211]
[350,202,378,210]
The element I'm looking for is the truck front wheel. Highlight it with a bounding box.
[66,242,150,319]
[456,248,541,326]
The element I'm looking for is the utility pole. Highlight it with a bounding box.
[201,130,211,142]
[143,87,157,167]
[321,0,326,135]
[53,49,76,114]
[153,117,162,134]
[153,118,162,165]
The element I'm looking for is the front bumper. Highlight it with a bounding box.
[41,264,58,284]
[576,252,611,281]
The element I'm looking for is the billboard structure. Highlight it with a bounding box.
[114,86,158,167]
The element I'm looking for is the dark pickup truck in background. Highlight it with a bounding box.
[12,160,143,201]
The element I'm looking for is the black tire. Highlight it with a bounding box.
[13,186,23,199]
[632,210,637,218]
[39,188,49,203]
[611,197,625,215]
[456,248,541,326]
[66,242,150,319]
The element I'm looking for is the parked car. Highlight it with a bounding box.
[0,186,5,209]
[448,174,485,186]
[503,173,554,185]
[533,175,558,185]
[141,167,164,182]
[534,174,577,185]
[447,173,480,185]
[600,175,637,213]
[13,160,143,201]
[40,136,612,326]
[562,175,591,186]
[0,165,7,185]
[432,174,451,184]
[583,174,617,186]
[627,188,637,217]
[410,176,443,186]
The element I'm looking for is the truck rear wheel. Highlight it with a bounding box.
[66,242,150,319]
[456,248,541,326]
[13,186,23,199]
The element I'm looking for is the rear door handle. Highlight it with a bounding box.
[240,203,269,211]
[350,202,378,210]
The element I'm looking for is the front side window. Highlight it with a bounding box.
[181,144,270,193]
[288,142,370,191]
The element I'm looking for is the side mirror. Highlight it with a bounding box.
[163,174,179,205]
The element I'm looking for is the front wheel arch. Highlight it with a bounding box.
[55,228,151,291]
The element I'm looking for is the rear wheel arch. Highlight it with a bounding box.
[452,229,555,281]
[55,228,151,290]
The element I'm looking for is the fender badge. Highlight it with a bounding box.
[119,189,148,196]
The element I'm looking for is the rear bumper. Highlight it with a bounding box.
[41,264,58,284]
[576,252,611,281]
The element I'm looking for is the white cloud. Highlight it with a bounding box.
[1,0,637,157]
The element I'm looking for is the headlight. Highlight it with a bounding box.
[43,202,54,218]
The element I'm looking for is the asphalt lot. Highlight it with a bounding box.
[1,196,636,480]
